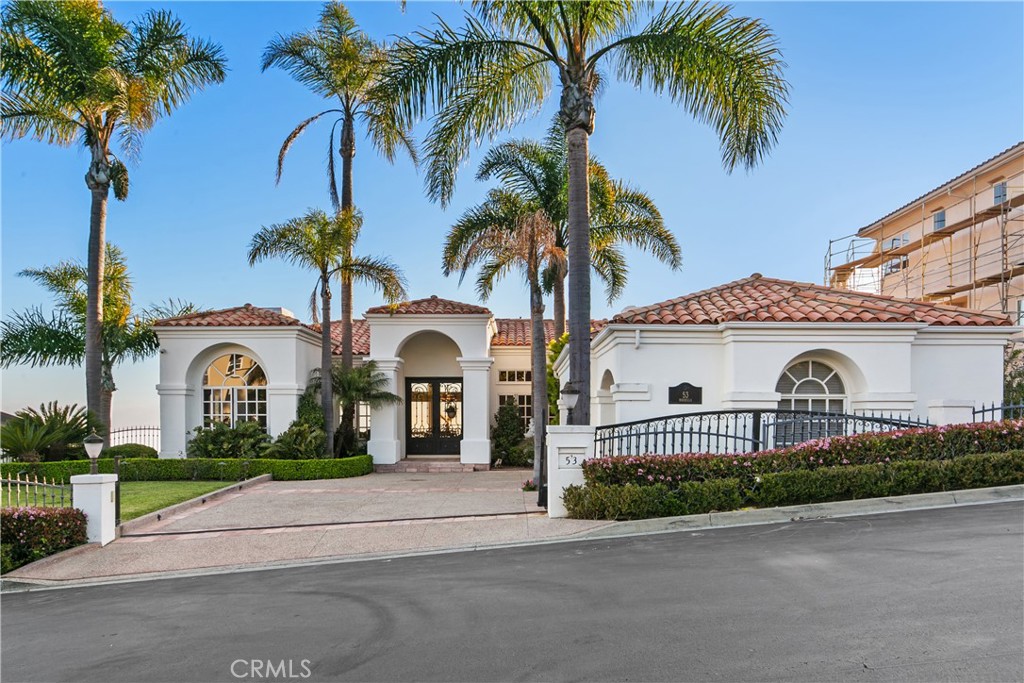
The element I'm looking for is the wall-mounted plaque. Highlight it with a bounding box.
[668,382,703,405]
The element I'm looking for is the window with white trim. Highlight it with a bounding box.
[775,360,846,445]
[498,370,532,383]
[499,394,532,430]
[994,182,1008,205]
[933,210,946,231]
[357,401,371,439]
[202,354,268,429]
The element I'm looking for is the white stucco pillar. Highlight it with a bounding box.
[267,385,304,437]
[928,399,976,426]
[157,384,191,458]
[368,358,403,465]
[458,357,493,465]
[546,425,597,518]
[71,474,118,546]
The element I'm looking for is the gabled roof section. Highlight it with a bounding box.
[365,295,491,316]
[611,274,1012,327]
[154,304,304,328]
[492,319,556,347]
[858,141,1024,236]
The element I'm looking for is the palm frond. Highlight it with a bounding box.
[344,255,408,303]
[0,307,85,368]
[590,241,628,304]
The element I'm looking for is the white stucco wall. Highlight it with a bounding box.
[154,326,321,457]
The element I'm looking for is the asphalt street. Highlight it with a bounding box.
[2,502,1021,683]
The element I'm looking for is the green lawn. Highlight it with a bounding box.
[119,481,228,521]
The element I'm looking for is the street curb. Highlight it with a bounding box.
[1,485,1020,593]
[116,474,272,537]
[573,484,1024,539]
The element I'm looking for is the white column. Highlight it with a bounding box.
[368,358,403,465]
[458,357,493,465]
[156,383,191,458]
[71,474,118,546]
[267,384,305,437]
[546,425,597,518]
[928,399,976,426]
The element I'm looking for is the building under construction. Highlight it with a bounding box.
[826,142,1024,322]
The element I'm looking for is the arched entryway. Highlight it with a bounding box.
[399,331,464,455]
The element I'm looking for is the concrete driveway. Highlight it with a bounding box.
[6,471,611,583]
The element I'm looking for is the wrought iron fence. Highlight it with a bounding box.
[593,409,931,458]
[109,426,160,450]
[2,473,73,508]
[973,403,1024,422]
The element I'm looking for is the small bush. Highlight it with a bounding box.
[1,455,374,482]
[0,402,99,462]
[296,387,326,430]
[491,402,525,464]
[0,507,88,573]
[186,421,271,459]
[564,479,744,520]
[103,444,158,459]
[262,422,327,460]
[505,443,534,468]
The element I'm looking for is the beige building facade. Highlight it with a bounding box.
[827,142,1024,320]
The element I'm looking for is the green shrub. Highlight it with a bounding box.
[564,479,744,520]
[0,507,88,573]
[491,402,525,464]
[102,444,158,459]
[565,452,1024,520]
[0,402,99,462]
[186,421,271,459]
[0,455,374,482]
[296,387,326,430]
[504,443,534,468]
[262,422,327,460]
[584,420,1024,489]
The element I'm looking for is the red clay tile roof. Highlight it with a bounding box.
[491,319,555,347]
[154,304,304,327]
[611,275,1012,327]
[365,295,491,316]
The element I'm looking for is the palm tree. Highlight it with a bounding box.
[445,190,565,486]
[248,208,407,457]
[467,119,680,336]
[1,0,227,435]
[0,244,197,445]
[262,1,417,374]
[376,1,788,423]
[309,361,403,456]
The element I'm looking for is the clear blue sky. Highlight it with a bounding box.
[3,1,1023,427]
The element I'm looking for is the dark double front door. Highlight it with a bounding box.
[406,378,463,455]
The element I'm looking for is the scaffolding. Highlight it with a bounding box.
[825,173,1024,319]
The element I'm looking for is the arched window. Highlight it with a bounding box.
[775,360,846,446]
[203,354,268,429]
[775,360,846,413]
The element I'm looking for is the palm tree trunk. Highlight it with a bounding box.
[552,273,567,339]
[529,278,547,488]
[320,275,335,458]
[100,388,113,448]
[339,116,356,450]
[565,125,591,425]
[85,180,108,438]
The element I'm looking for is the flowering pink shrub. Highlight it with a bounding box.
[0,507,87,573]
[583,420,1024,488]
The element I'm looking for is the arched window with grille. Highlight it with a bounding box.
[203,353,268,429]
[775,360,846,445]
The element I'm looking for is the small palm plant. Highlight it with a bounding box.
[248,209,406,457]
[309,361,402,456]
[1,0,227,433]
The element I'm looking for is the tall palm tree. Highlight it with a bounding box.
[470,119,680,336]
[262,1,417,375]
[376,1,788,423]
[1,0,227,436]
[0,244,197,444]
[248,208,406,457]
[445,190,565,486]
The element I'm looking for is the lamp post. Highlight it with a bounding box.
[540,382,581,507]
[83,431,103,475]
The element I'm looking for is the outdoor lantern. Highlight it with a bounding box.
[560,382,581,413]
[83,431,103,474]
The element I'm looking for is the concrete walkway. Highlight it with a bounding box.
[5,471,611,583]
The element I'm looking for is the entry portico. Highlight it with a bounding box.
[363,296,496,466]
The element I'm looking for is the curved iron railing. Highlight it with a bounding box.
[593,409,931,457]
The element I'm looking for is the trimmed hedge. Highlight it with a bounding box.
[0,455,373,482]
[584,420,1024,490]
[565,451,1024,520]
[0,507,88,573]
[102,444,158,459]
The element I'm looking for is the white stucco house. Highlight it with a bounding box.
[153,274,1014,466]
